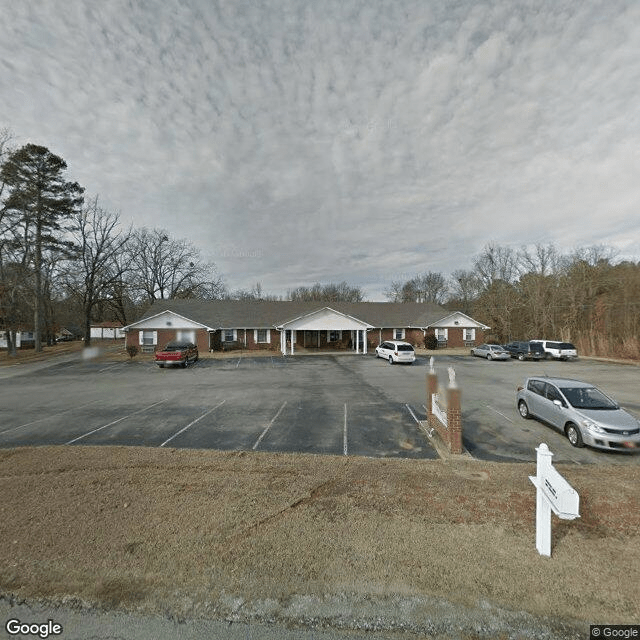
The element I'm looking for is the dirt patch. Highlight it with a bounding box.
[0,446,638,636]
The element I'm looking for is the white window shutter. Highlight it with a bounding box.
[139,330,144,345]
[266,329,271,343]
[253,329,257,343]
[153,331,158,345]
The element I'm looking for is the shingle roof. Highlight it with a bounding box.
[135,299,449,329]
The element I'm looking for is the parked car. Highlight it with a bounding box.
[375,341,415,364]
[503,341,545,361]
[154,341,199,368]
[530,340,578,360]
[470,344,511,360]
[516,376,640,450]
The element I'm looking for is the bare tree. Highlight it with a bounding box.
[287,281,364,302]
[473,243,521,287]
[448,269,483,314]
[384,272,447,303]
[125,227,225,304]
[65,196,132,346]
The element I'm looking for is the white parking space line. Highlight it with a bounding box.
[236,358,241,368]
[343,403,348,456]
[98,363,124,373]
[160,400,226,448]
[486,405,514,423]
[0,400,100,436]
[66,399,168,444]
[405,403,421,424]
[253,401,287,450]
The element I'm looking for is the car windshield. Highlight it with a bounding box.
[397,344,414,351]
[164,342,188,350]
[560,386,618,410]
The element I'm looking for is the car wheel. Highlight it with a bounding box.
[487,353,492,360]
[518,353,525,361]
[158,364,164,368]
[518,400,531,419]
[565,423,584,448]
[388,355,394,365]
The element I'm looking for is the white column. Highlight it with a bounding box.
[363,330,367,354]
[280,330,285,355]
[291,330,296,355]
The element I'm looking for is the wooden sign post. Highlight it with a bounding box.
[529,443,580,557]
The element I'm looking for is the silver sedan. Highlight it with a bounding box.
[516,376,640,450]
[470,344,511,360]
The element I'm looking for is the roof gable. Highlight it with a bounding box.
[278,307,372,330]
[123,309,212,331]
[430,311,490,330]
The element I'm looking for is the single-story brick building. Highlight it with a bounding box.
[123,300,489,355]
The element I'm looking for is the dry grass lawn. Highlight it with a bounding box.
[0,445,638,632]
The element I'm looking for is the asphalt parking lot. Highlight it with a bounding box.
[1,350,639,464]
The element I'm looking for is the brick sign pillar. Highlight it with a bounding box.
[446,378,463,455]
[426,368,438,419]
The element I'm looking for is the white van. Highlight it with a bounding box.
[530,340,578,360]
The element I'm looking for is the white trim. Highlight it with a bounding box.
[430,311,490,330]
[254,328,270,344]
[124,309,213,331]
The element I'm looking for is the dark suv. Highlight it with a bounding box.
[503,341,545,361]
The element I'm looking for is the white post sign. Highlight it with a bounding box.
[529,443,580,557]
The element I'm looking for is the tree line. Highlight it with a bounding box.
[389,243,640,359]
[2,132,638,358]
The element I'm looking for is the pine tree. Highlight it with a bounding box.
[0,144,84,351]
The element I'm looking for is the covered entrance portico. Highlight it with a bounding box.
[277,307,372,356]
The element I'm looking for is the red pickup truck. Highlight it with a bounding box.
[155,340,199,368]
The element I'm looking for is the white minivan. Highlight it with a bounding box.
[530,340,578,360]
[375,340,416,364]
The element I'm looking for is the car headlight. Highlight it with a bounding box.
[581,419,605,434]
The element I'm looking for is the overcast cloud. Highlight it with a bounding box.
[1,0,639,299]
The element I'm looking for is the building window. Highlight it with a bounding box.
[328,330,342,342]
[463,328,476,341]
[256,329,269,343]
[436,328,447,342]
[222,329,236,342]
[142,330,155,346]
[393,328,405,340]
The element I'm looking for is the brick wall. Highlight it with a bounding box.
[425,370,464,455]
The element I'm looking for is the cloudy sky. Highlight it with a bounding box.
[1,0,639,299]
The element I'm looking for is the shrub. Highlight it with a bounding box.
[424,333,438,350]
[126,345,139,359]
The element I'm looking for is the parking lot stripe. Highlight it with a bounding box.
[98,363,124,373]
[343,403,348,456]
[405,403,421,424]
[160,400,226,448]
[486,405,514,423]
[66,399,168,444]
[253,401,287,450]
[0,400,100,436]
